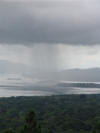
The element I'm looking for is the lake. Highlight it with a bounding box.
[0,86,100,97]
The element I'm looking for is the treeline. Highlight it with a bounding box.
[1,95,100,132]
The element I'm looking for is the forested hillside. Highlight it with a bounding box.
[0,95,100,133]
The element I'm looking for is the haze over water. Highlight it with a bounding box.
[0,73,100,97]
[1,86,100,97]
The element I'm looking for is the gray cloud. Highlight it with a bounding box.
[0,0,99,45]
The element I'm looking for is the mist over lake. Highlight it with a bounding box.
[1,72,100,97]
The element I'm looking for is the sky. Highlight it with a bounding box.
[0,0,100,75]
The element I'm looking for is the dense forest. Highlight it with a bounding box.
[0,95,100,133]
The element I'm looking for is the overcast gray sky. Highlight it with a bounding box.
[0,0,99,44]
[0,0,100,73]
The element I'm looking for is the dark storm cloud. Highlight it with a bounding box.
[0,0,100,45]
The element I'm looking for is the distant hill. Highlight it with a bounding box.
[59,68,100,82]
[0,60,100,83]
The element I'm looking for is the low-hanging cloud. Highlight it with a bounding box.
[0,0,99,45]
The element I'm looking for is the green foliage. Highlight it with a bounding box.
[2,128,15,133]
[23,111,41,133]
[0,95,100,133]
[93,120,100,133]
[1,111,41,133]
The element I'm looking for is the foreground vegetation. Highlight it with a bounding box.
[1,95,100,133]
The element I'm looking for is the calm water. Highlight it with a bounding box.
[0,74,100,97]
[0,87,53,97]
[0,87,100,97]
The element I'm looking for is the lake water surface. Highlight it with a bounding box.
[0,87,100,97]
